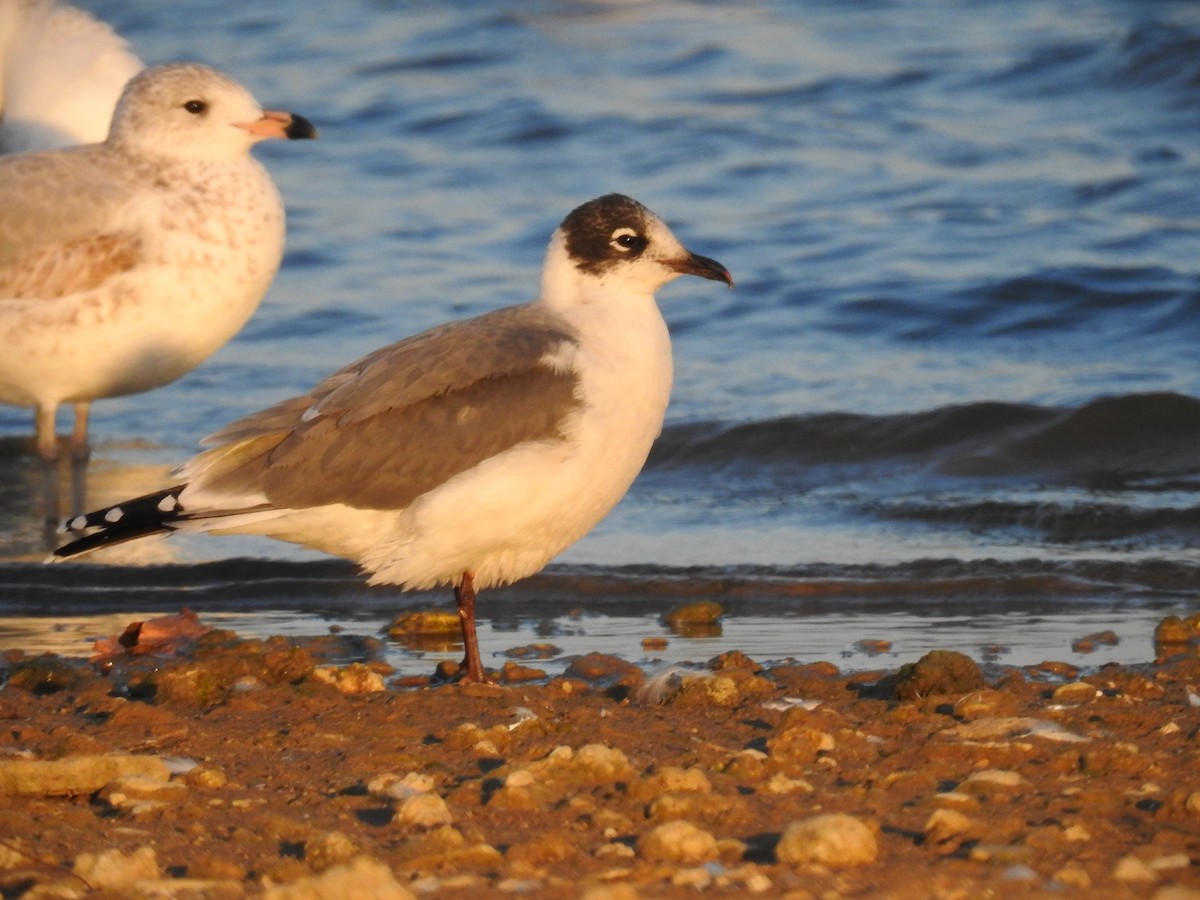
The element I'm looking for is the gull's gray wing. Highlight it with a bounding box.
[182,303,583,511]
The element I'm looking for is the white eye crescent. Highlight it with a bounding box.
[610,227,644,251]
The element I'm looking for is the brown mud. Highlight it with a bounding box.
[0,611,1199,899]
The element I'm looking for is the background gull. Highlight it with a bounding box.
[0,0,142,152]
[0,61,315,523]
[55,193,733,683]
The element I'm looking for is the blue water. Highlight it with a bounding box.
[1,0,1198,669]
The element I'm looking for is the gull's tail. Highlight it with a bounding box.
[53,486,187,559]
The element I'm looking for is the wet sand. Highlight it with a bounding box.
[1,607,1199,899]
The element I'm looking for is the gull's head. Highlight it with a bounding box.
[540,193,732,305]
[108,63,316,162]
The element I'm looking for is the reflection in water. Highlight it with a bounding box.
[0,599,1188,681]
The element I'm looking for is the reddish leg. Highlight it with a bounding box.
[454,572,492,684]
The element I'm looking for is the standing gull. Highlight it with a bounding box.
[55,194,733,684]
[0,61,316,520]
[0,0,143,152]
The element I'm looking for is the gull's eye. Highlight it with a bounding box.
[610,227,646,253]
[183,99,207,115]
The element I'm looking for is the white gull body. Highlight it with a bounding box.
[56,194,733,682]
[0,0,142,153]
[0,61,315,517]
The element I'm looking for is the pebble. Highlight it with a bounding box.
[305,832,358,871]
[394,793,454,828]
[953,689,1020,720]
[186,766,229,790]
[0,754,170,796]
[764,773,814,795]
[1154,616,1193,645]
[923,808,975,851]
[309,664,386,694]
[262,855,416,899]
[663,601,723,627]
[638,820,720,864]
[368,772,435,801]
[580,885,641,900]
[1051,680,1098,703]
[766,725,835,766]
[891,650,985,699]
[960,769,1028,793]
[1113,855,1159,883]
[1053,862,1092,888]
[775,813,878,867]
[96,775,188,814]
[942,716,1087,743]
[671,866,713,889]
[72,845,161,889]
[563,653,644,685]
[5,656,84,693]
[645,766,712,794]
[386,610,460,636]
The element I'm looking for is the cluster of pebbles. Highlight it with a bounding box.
[0,609,1198,899]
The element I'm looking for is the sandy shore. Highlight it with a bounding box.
[1,610,1199,899]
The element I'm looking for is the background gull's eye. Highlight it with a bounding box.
[183,99,207,115]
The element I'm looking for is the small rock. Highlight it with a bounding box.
[305,832,358,871]
[924,809,975,852]
[891,650,985,700]
[395,793,453,828]
[1113,855,1159,883]
[6,656,84,694]
[96,775,188,812]
[854,639,891,655]
[1029,660,1078,679]
[72,846,161,889]
[1150,853,1191,872]
[953,689,1019,720]
[663,601,723,627]
[309,664,385,694]
[1053,862,1091,888]
[387,610,460,636]
[580,885,640,900]
[776,813,878,867]
[498,661,546,683]
[186,766,229,790]
[263,855,415,899]
[764,773,813,795]
[968,844,1032,864]
[564,652,643,685]
[0,754,170,797]
[1051,681,1097,703]
[670,866,713,889]
[641,637,669,651]
[573,744,635,780]
[369,772,435,801]
[708,650,763,672]
[638,820,719,864]
[645,766,712,795]
[505,833,575,869]
[960,769,1027,794]
[1154,616,1192,645]
[766,725,834,766]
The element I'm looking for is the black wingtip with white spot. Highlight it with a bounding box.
[53,486,188,559]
